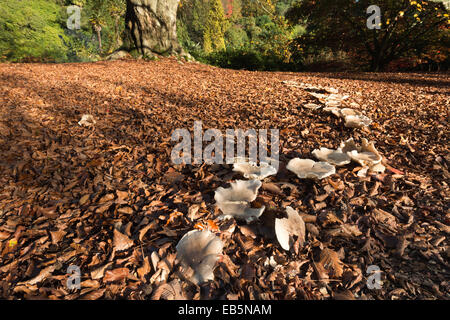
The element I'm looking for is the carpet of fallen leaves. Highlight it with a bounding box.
[0,58,449,300]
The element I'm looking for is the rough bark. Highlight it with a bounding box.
[123,0,184,57]
[94,25,102,54]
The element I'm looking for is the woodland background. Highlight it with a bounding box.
[0,0,449,71]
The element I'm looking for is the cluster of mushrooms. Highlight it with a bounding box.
[284,81,373,129]
[175,81,385,285]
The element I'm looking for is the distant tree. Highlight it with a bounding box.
[178,0,209,45]
[107,0,126,49]
[87,0,106,53]
[203,0,228,53]
[241,0,275,17]
[287,0,449,71]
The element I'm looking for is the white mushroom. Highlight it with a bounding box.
[369,162,386,173]
[214,180,265,222]
[323,106,342,116]
[340,138,382,167]
[78,114,96,127]
[344,115,372,128]
[339,108,361,117]
[325,87,339,94]
[233,161,277,180]
[299,83,322,91]
[275,206,306,251]
[287,158,336,180]
[176,230,223,284]
[325,100,342,108]
[326,94,349,102]
[357,166,369,178]
[303,103,322,110]
[308,92,328,101]
[340,138,359,153]
[312,147,351,166]
[325,107,365,120]
[282,80,300,87]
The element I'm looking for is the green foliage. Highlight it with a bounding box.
[0,0,126,63]
[0,0,68,62]
[178,0,301,70]
[225,25,249,48]
[205,47,297,71]
[77,0,126,55]
[178,0,209,46]
[203,0,228,53]
[61,29,100,62]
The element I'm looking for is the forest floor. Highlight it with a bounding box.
[0,58,449,300]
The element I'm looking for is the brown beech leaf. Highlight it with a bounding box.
[151,280,186,300]
[99,193,115,204]
[333,289,356,300]
[139,222,157,241]
[137,256,152,281]
[37,206,58,219]
[118,206,133,214]
[113,228,134,251]
[50,230,66,244]
[91,262,113,280]
[81,289,106,300]
[23,265,56,285]
[0,231,11,240]
[319,248,344,278]
[103,268,129,282]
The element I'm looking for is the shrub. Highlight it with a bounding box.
[0,0,68,62]
[205,47,298,71]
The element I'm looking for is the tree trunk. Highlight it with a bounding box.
[371,49,388,72]
[124,0,184,57]
[95,25,102,54]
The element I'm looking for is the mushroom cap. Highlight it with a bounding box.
[341,138,382,166]
[325,100,342,108]
[369,162,386,173]
[78,114,96,127]
[214,180,262,203]
[326,94,349,101]
[348,150,381,166]
[323,106,342,116]
[299,83,322,91]
[282,80,300,86]
[233,162,278,180]
[303,103,322,110]
[339,108,360,117]
[287,158,336,180]
[344,115,372,128]
[216,201,265,223]
[308,92,328,100]
[275,206,306,251]
[214,180,265,222]
[325,87,339,94]
[176,230,223,284]
[340,138,359,153]
[312,147,352,166]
